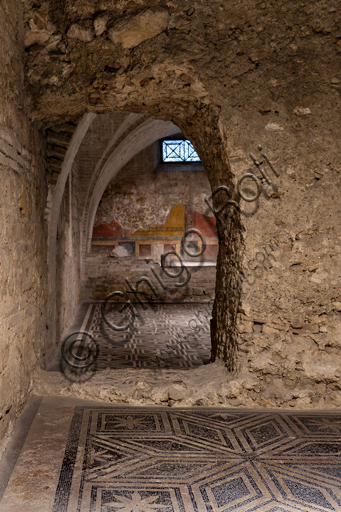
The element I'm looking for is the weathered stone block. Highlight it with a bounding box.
[262,325,279,334]
[291,317,304,329]
[94,14,109,36]
[168,384,187,401]
[24,30,50,48]
[108,9,170,49]
[67,24,94,43]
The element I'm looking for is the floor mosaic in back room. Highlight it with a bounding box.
[49,302,212,372]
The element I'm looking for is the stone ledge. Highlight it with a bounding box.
[32,362,341,410]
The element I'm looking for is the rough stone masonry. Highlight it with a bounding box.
[0,0,341,454]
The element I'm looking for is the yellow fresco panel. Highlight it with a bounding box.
[132,204,185,238]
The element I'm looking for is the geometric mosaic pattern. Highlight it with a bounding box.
[58,302,211,372]
[53,407,341,511]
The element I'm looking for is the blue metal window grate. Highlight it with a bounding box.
[162,140,201,162]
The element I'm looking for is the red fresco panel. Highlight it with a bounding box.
[193,211,217,238]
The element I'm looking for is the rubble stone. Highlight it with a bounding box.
[67,24,94,43]
[94,14,109,36]
[108,9,170,49]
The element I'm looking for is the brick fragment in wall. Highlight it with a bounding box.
[47,145,67,158]
[46,131,71,147]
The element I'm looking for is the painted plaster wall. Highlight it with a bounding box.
[94,143,213,231]
[84,142,217,300]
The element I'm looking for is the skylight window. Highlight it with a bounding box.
[162,140,200,163]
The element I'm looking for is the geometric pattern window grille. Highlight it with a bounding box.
[162,140,201,162]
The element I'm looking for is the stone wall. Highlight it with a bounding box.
[0,0,49,453]
[230,137,341,407]
[82,253,216,303]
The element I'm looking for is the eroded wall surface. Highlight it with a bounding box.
[0,0,48,452]
[231,137,341,408]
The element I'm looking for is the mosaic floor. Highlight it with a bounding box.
[2,397,341,512]
[50,302,212,373]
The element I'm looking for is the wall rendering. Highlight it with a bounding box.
[0,0,49,453]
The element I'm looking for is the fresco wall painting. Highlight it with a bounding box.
[92,204,218,262]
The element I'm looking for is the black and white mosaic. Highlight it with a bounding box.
[54,407,341,512]
[56,302,211,371]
